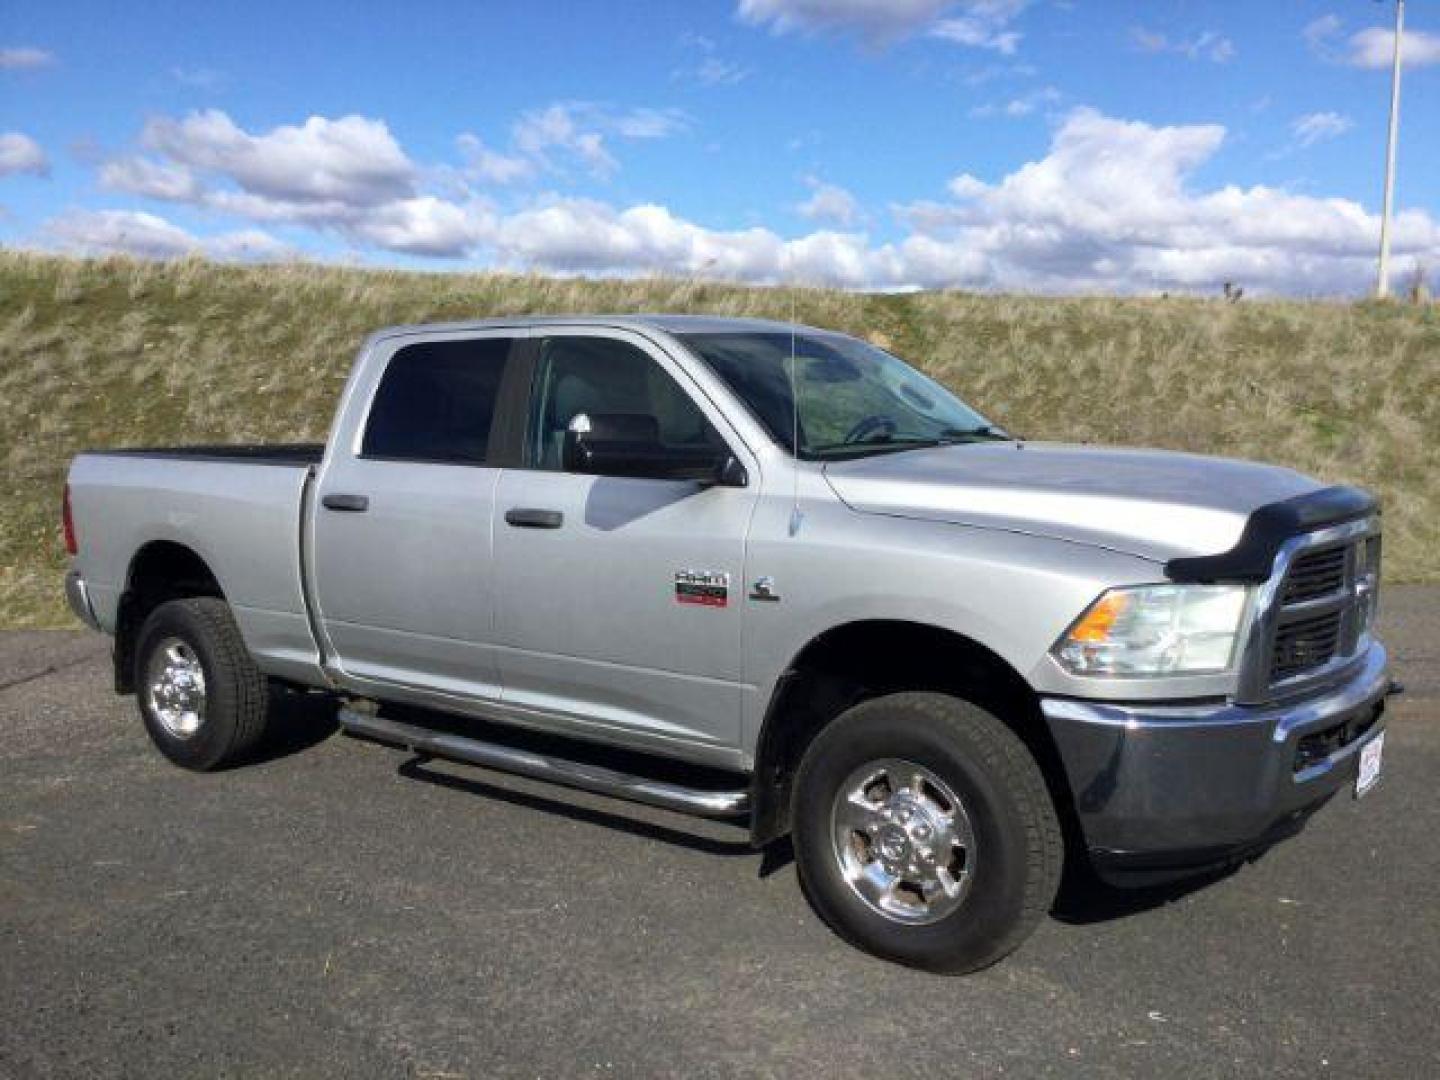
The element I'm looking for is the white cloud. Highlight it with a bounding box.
[187,187,494,258]
[514,104,616,176]
[0,46,54,70]
[475,110,1440,294]
[81,105,687,259]
[931,1,1031,55]
[171,66,226,90]
[673,33,750,89]
[963,61,1037,86]
[512,102,687,178]
[1304,14,1344,56]
[969,85,1061,118]
[1129,27,1235,63]
[1291,111,1353,148]
[738,0,956,42]
[44,209,288,261]
[609,107,689,141]
[205,229,294,260]
[47,209,198,258]
[892,108,1440,294]
[100,157,201,200]
[947,173,989,199]
[100,110,490,257]
[692,57,750,86]
[199,190,355,225]
[346,196,494,257]
[797,178,861,226]
[735,0,1030,49]
[491,196,888,287]
[1305,15,1440,69]
[141,110,417,206]
[0,131,48,176]
[455,133,534,185]
[68,105,1440,295]
[1346,27,1440,69]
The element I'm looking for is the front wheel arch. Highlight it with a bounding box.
[748,619,1077,857]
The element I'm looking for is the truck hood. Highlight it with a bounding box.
[822,442,1322,564]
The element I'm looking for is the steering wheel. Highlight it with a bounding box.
[842,414,898,445]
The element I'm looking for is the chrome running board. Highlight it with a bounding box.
[338,708,751,820]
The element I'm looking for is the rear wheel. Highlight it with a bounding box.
[792,691,1062,973]
[134,597,270,770]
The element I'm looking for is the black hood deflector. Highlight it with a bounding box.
[1164,485,1376,584]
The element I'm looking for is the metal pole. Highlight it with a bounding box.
[1376,0,1405,298]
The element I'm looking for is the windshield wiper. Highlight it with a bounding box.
[937,425,1014,441]
[811,426,1015,458]
[811,435,944,455]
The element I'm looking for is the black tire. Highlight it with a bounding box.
[792,692,1062,974]
[133,597,270,771]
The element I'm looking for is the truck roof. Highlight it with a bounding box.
[372,313,830,340]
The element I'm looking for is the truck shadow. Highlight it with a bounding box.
[385,754,1246,923]
[395,754,758,859]
[385,744,1262,924]
[1049,861,1241,925]
[582,476,705,531]
[244,688,342,766]
[320,701,1260,926]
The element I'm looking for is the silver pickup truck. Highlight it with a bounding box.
[63,315,1394,972]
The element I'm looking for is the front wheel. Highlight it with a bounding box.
[134,597,270,770]
[792,692,1062,973]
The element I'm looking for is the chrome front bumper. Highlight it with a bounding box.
[1041,643,1392,882]
[65,569,101,631]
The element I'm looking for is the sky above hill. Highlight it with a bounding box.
[2,0,1438,295]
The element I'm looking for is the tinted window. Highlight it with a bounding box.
[529,336,724,472]
[362,338,511,464]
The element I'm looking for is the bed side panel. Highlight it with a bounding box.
[66,453,324,684]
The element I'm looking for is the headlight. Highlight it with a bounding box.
[1053,585,1249,677]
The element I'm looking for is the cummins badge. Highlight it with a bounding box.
[675,569,730,608]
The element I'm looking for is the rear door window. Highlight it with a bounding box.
[362,338,513,464]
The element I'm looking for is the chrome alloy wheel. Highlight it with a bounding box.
[145,637,208,739]
[830,758,977,925]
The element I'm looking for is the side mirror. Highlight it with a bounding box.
[562,413,747,487]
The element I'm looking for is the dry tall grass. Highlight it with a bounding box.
[2,250,1436,627]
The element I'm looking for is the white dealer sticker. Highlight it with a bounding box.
[1356,731,1385,798]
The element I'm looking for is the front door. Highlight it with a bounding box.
[309,330,520,699]
[492,329,759,756]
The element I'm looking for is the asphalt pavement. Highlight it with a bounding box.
[2,587,1437,1078]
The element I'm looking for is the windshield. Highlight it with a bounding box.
[678,330,1004,460]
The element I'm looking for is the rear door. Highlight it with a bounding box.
[308,329,525,698]
[492,328,760,756]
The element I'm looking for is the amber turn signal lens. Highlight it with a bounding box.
[1067,591,1129,642]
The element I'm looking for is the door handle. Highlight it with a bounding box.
[505,508,564,529]
[322,492,370,512]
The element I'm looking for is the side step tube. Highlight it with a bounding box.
[338,708,751,820]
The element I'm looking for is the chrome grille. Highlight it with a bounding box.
[1259,523,1381,694]
[1281,546,1347,604]
[1271,610,1342,679]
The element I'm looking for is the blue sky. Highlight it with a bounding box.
[2,0,1437,294]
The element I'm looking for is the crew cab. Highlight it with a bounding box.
[62,316,1394,972]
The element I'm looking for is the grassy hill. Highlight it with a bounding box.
[3,250,1437,627]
